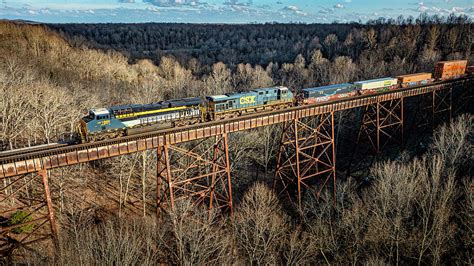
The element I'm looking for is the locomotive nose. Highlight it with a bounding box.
[77,119,88,143]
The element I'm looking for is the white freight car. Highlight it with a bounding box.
[354,77,398,91]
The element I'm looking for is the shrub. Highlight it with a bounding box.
[8,211,33,234]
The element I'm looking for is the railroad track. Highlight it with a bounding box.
[0,143,69,158]
[0,77,471,165]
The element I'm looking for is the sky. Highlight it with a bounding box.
[0,0,473,24]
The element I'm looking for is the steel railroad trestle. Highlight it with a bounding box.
[0,77,472,256]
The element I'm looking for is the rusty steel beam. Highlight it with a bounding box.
[0,78,471,179]
[0,171,59,257]
[358,98,404,153]
[432,87,452,129]
[38,170,60,256]
[345,97,404,179]
[156,134,232,214]
[274,112,336,208]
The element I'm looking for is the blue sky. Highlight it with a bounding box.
[1,0,473,23]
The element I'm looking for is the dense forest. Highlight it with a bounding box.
[0,16,472,264]
[50,23,356,67]
[49,14,472,75]
[2,15,472,149]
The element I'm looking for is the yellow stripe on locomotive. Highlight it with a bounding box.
[115,106,187,119]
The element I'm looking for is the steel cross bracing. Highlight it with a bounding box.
[358,98,404,153]
[432,87,453,127]
[1,78,470,179]
[0,170,59,257]
[274,113,336,208]
[0,77,471,257]
[156,134,232,216]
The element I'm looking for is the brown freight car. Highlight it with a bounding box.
[396,73,432,88]
[434,60,468,80]
[466,66,474,76]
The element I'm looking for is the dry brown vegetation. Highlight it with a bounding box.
[10,115,472,265]
[0,20,472,264]
[1,18,472,149]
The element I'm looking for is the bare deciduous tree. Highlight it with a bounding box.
[164,200,232,265]
[233,183,288,265]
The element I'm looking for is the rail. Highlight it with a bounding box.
[0,77,472,178]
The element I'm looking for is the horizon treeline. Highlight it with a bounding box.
[49,13,472,75]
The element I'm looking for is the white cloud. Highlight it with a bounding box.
[450,6,464,13]
[413,1,470,15]
[40,9,52,15]
[281,5,307,16]
[418,5,429,12]
[319,7,333,14]
[282,5,298,11]
[1,0,472,24]
[145,6,160,12]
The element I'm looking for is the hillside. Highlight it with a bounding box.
[2,17,473,150]
[0,19,473,264]
[49,16,473,71]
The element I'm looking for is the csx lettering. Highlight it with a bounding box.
[240,96,256,104]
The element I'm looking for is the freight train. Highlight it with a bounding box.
[78,60,471,142]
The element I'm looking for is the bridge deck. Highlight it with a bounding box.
[0,78,471,178]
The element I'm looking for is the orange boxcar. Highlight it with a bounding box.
[434,60,468,80]
[396,73,432,87]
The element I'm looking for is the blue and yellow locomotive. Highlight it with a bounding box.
[206,86,293,120]
[78,97,203,141]
[78,86,292,142]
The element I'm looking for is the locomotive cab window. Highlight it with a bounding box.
[83,111,95,122]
